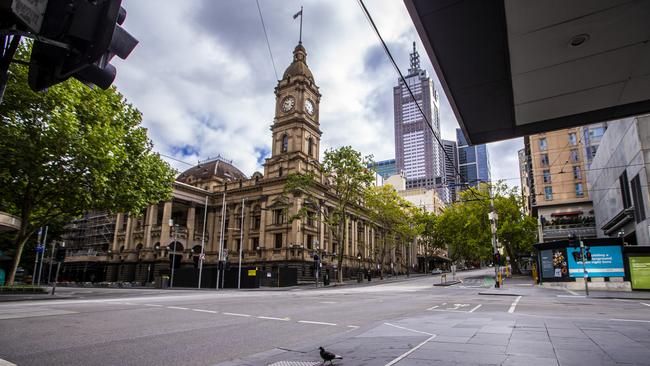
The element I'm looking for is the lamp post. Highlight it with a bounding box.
[357,253,362,283]
[169,219,179,288]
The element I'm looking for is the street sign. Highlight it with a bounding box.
[10,0,48,33]
[248,269,256,276]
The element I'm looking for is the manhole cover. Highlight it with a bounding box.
[267,362,321,366]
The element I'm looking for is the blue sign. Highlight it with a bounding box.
[567,245,624,278]
[36,245,44,253]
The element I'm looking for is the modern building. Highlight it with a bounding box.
[521,124,608,241]
[518,148,532,215]
[456,129,490,190]
[60,42,413,285]
[369,159,397,180]
[393,42,446,201]
[442,139,459,202]
[588,115,650,245]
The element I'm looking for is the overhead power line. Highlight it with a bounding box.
[256,0,279,81]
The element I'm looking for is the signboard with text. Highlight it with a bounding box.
[629,256,650,290]
[567,245,624,278]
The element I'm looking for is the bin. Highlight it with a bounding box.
[323,273,330,286]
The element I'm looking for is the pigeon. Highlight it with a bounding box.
[319,346,343,365]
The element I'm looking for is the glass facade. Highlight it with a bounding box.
[456,129,490,188]
[369,159,397,179]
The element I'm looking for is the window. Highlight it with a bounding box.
[274,233,283,249]
[588,145,598,159]
[278,166,283,177]
[543,170,551,184]
[570,149,580,163]
[575,183,584,197]
[631,174,646,223]
[569,132,577,145]
[281,134,288,153]
[544,186,553,200]
[236,239,241,252]
[307,234,313,249]
[223,240,228,251]
[252,215,261,230]
[539,137,547,151]
[251,237,259,250]
[573,166,581,180]
[273,209,285,224]
[540,154,549,166]
[307,138,313,156]
[589,127,606,139]
[620,170,632,209]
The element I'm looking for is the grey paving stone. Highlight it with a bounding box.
[554,348,616,366]
[408,349,507,365]
[431,335,472,343]
[506,340,556,357]
[600,346,650,364]
[550,336,601,351]
[480,325,514,334]
[468,333,511,346]
[547,328,584,338]
[502,355,559,366]
[437,327,480,337]
[419,341,507,355]
[511,330,550,342]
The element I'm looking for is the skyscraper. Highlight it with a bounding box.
[442,139,459,202]
[394,43,444,199]
[456,129,490,190]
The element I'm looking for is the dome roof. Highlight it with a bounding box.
[282,43,314,82]
[176,157,247,184]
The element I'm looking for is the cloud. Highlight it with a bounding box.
[115,0,519,186]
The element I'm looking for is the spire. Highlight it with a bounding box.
[409,41,421,75]
[282,43,314,82]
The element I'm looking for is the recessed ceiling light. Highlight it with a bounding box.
[569,34,590,48]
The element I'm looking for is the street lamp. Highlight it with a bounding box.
[168,219,179,288]
[357,253,362,283]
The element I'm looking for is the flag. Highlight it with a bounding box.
[293,9,302,19]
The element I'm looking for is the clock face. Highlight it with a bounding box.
[281,96,295,112]
[305,99,315,115]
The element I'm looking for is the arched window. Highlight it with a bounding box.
[281,134,288,153]
[279,166,283,177]
[308,137,313,156]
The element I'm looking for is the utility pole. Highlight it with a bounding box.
[217,192,226,290]
[238,198,245,289]
[198,195,208,289]
[47,240,55,284]
[169,220,178,288]
[51,242,65,295]
[579,236,589,296]
[32,228,42,285]
[488,186,500,288]
[37,226,48,286]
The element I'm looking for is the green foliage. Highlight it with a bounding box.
[434,182,537,272]
[0,44,175,284]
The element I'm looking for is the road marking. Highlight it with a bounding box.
[384,323,433,336]
[564,288,580,296]
[298,320,337,326]
[0,357,17,365]
[144,304,163,307]
[223,312,251,317]
[508,296,522,313]
[469,304,482,313]
[192,309,218,314]
[640,302,650,307]
[318,301,338,304]
[167,306,190,310]
[121,302,135,305]
[609,318,650,323]
[347,325,360,329]
[257,316,289,321]
[426,305,439,310]
[383,323,435,366]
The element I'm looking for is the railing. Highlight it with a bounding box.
[542,224,597,240]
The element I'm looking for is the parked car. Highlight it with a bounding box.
[431,268,443,275]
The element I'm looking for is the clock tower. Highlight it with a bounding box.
[264,43,322,178]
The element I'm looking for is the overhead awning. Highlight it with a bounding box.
[404,0,650,144]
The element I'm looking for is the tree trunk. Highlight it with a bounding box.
[336,213,346,283]
[7,225,32,285]
[504,243,521,275]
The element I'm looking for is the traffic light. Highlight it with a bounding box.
[55,247,66,263]
[493,252,500,264]
[27,0,138,91]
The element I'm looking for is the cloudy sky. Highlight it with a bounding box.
[114,0,523,188]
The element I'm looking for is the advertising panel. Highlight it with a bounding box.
[629,256,650,290]
[566,245,624,278]
[540,249,569,279]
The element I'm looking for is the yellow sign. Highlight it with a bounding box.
[248,269,257,276]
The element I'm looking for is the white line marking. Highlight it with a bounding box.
[223,312,251,317]
[426,305,439,310]
[167,306,189,310]
[564,288,580,296]
[144,304,163,307]
[318,301,337,304]
[121,302,135,305]
[0,357,17,366]
[384,323,433,336]
[347,325,360,329]
[508,296,522,314]
[257,316,289,321]
[640,302,650,307]
[609,318,650,323]
[469,304,482,313]
[192,309,217,314]
[384,330,436,366]
[298,320,337,326]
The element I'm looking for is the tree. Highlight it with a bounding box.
[415,210,445,273]
[321,147,374,282]
[0,44,175,285]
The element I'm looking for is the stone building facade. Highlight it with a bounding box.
[103,43,410,285]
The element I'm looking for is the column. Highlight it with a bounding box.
[242,203,251,251]
[186,205,196,248]
[112,213,123,252]
[259,200,267,248]
[226,204,235,252]
[206,209,216,252]
[292,198,303,246]
[160,201,172,245]
[124,215,133,249]
[144,204,157,248]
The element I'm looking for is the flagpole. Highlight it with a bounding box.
[299,6,303,44]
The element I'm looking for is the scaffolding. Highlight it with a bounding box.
[62,211,116,254]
